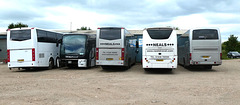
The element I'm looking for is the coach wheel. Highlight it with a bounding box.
[56,58,61,68]
[183,58,186,68]
[183,58,189,69]
[48,58,54,70]
[144,68,150,72]
[127,59,131,69]
[205,65,212,69]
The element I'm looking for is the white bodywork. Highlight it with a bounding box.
[96,27,136,67]
[97,48,124,65]
[142,27,178,69]
[178,28,222,66]
[7,28,61,68]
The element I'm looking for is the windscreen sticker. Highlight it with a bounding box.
[102,51,119,56]
[138,38,143,47]
[129,39,137,47]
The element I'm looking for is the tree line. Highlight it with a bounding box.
[7,22,240,53]
[8,22,91,30]
[222,35,240,53]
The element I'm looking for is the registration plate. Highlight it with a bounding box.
[18,59,24,62]
[156,59,164,61]
[68,61,72,64]
[202,56,209,58]
[106,58,113,60]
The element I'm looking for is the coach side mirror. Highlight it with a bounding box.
[59,39,62,44]
[56,39,62,47]
[136,41,139,48]
[56,42,58,47]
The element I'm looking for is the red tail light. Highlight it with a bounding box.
[32,48,35,61]
[7,49,10,62]
[96,48,99,60]
[220,53,222,60]
[189,53,192,60]
[121,48,125,60]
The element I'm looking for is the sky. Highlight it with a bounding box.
[0,0,239,42]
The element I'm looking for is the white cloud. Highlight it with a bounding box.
[0,0,240,41]
[33,6,117,30]
[171,14,209,29]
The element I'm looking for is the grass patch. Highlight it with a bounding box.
[222,51,231,60]
[221,50,240,60]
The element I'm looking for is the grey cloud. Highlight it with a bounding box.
[85,0,178,27]
[10,0,240,18]
[28,20,65,29]
[220,26,240,42]
[16,0,240,28]
[176,0,240,13]
[1,0,239,37]
[209,17,240,24]
[0,9,43,21]
[26,0,87,8]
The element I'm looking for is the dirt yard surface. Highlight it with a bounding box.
[0,59,240,105]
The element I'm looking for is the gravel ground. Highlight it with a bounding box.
[0,59,240,105]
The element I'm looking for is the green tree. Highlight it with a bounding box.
[81,26,87,30]
[8,22,28,29]
[166,26,179,30]
[222,41,227,51]
[225,35,239,52]
[77,26,91,30]
[87,27,91,30]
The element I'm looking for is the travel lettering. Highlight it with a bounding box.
[100,43,120,45]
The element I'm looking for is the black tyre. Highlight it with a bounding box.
[144,68,150,71]
[101,66,109,70]
[168,69,173,72]
[56,58,61,68]
[205,65,212,69]
[48,58,54,70]
[183,58,190,69]
[128,59,131,68]
[23,68,30,70]
[183,58,187,68]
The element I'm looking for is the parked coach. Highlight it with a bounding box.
[178,28,222,69]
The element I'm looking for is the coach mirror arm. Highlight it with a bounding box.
[56,39,62,47]
[136,41,139,48]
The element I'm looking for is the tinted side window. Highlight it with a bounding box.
[178,37,189,46]
[37,29,59,43]
[100,28,121,40]
[10,30,31,41]
[193,29,218,40]
[37,30,47,42]
[147,29,173,39]
[56,33,63,40]
[47,32,56,43]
